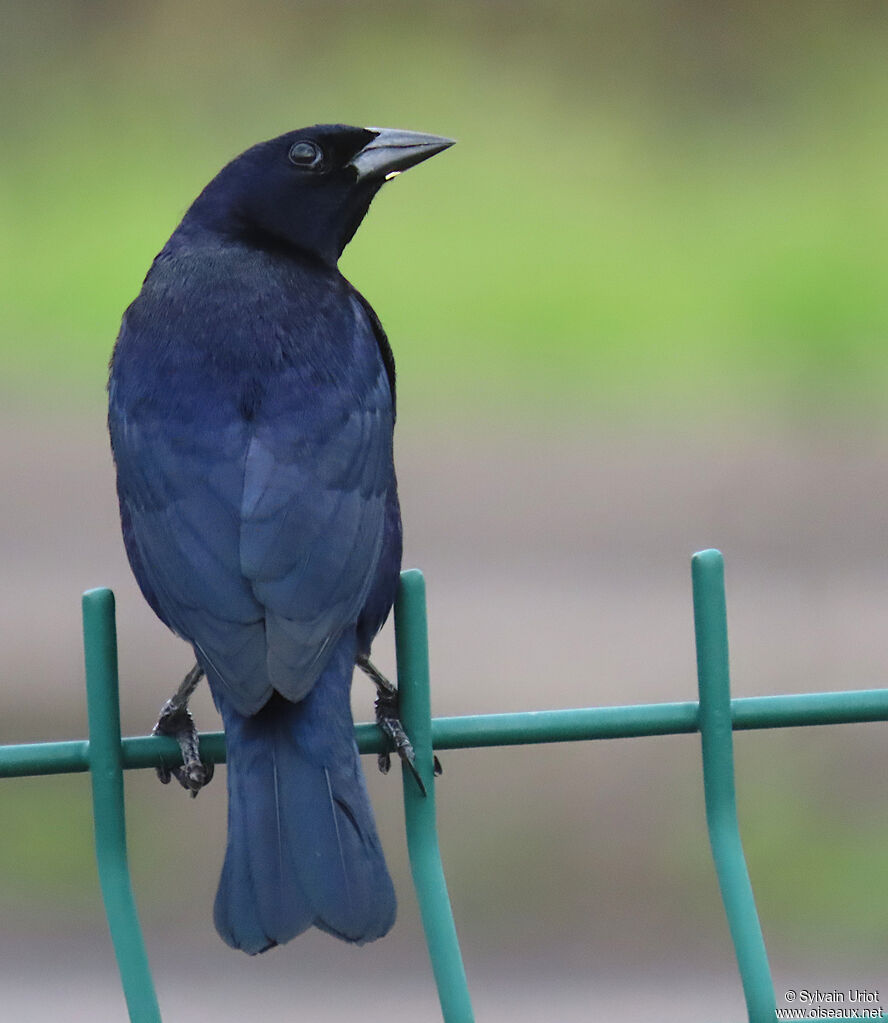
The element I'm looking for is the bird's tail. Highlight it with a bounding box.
[212,638,396,954]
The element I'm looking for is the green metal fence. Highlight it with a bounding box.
[1,548,886,1022]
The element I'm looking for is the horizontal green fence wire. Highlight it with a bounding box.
[0,550,886,1023]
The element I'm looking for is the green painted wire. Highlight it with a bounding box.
[83,588,162,1023]
[395,570,475,1023]
[0,566,875,1023]
[692,551,777,1023]
[3,685,888,779]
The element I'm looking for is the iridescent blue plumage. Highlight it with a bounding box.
[108,124,450,951]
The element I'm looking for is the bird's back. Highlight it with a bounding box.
[109,240,399,715]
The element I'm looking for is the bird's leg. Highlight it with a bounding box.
[153,662,214,797]
[356,654,442,797]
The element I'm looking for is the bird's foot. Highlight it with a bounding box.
[357,655,442,796]
[374,685,426,796]
[153,664,213,797]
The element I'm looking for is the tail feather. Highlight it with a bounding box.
[212,638,396,954]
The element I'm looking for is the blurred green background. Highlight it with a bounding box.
[1,2,886,1019]
[3,0,888,422]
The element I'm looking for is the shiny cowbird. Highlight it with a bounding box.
[108,125,453,953]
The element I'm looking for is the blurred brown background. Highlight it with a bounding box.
[1,1,886,1018]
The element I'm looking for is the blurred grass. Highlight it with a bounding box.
[665,726,888,958]
[739,729,888,953]
[0,776,98,910]
[1,2,888,422]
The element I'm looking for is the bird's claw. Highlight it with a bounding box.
[375,687,428,796]
[153,698,214,797]
[156,760,215,796]
[359,654,442,796]
[378,750,439,779]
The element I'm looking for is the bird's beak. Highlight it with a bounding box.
[349,128,455,182]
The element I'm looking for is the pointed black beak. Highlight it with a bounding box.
[349,128,455,182]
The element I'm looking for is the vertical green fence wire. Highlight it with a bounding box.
[82,587,161,1023]
[692,551,777,1023]
[395,569,475,1023]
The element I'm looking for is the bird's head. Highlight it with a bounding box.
[181,124,454,266]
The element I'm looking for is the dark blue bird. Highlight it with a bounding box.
[108,124,453,953]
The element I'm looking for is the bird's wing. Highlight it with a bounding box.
[238,349,392,705]
[111,409,273,712]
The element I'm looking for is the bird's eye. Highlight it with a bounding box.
[288,141,323,169]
